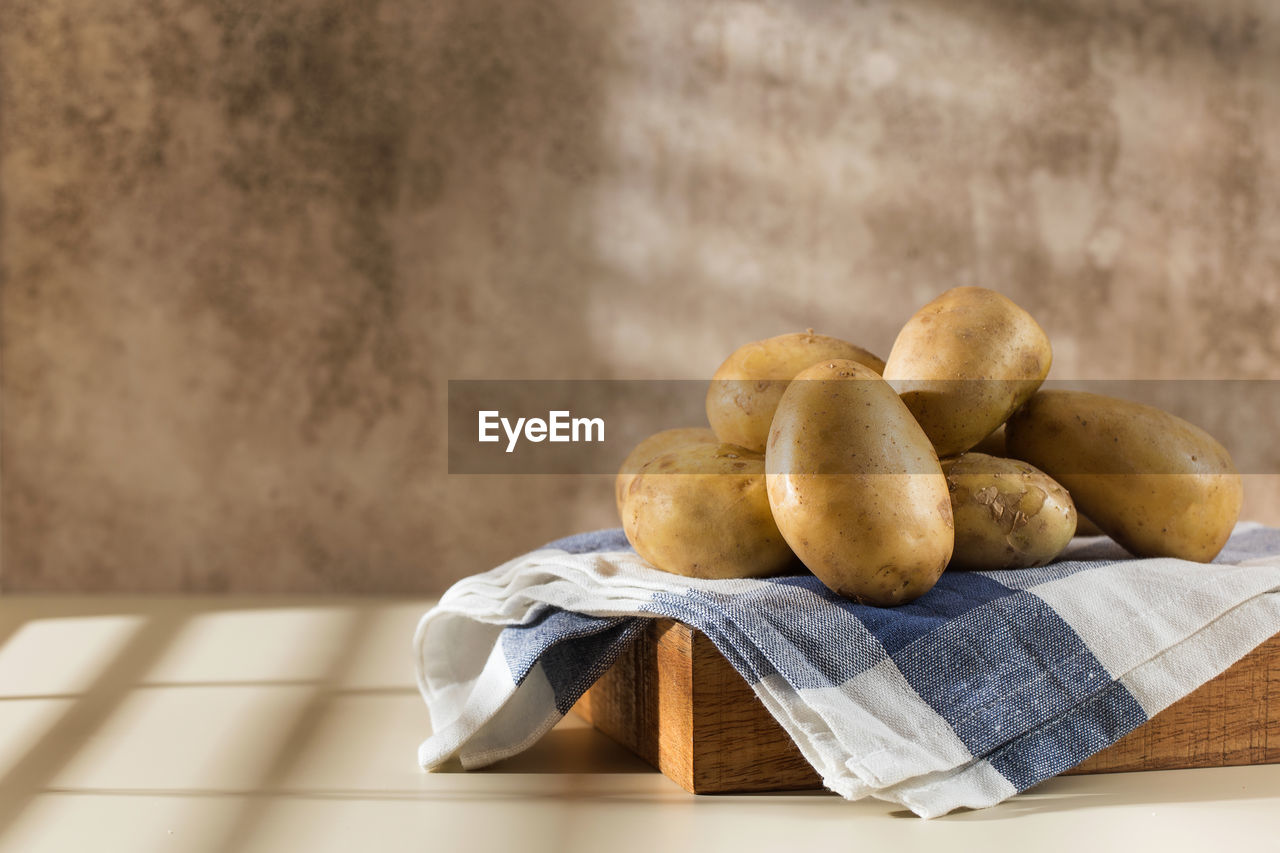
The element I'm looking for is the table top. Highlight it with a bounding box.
[0,595,1276,853]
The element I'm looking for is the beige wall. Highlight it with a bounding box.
[2,0,1277,593]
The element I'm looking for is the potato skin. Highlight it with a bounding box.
[1005,390,1242,562]
[706,331,885,452]
[942,452,1076,570]
[621,443,793,579]
[766,360,953,606]
[615,428,717,518]
[883,287,1052,458]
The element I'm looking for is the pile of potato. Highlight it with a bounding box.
[616,287,1243,606]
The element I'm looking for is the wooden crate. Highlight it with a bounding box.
[572,619,1280,794]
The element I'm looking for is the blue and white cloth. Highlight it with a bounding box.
[415,523,1280,818]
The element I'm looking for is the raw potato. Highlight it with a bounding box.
[621,443,793,579]
[766,360,953,605]
[948,428,1106,540]
[943,452,1077,570]
[706,331,885,452]
[1005,390,1242,561]
[615,427,717,517]
[884,287,1052,458]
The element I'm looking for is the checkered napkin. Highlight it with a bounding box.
[415,523,1280,817]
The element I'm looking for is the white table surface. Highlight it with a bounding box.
[0,595,1276,853]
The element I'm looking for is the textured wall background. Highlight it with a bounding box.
[2,0,1277,593]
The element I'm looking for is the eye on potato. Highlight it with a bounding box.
[621,443,794,580]
[883,287,1052,458]
[765,360,953,606]
[1005,390,1242,562]
[942,452,1076,570]
[706,330,885,452]
[615,427,717,518]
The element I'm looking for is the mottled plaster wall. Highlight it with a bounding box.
[2,0,1277,592]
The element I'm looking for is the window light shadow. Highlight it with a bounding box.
[0,610,189,843]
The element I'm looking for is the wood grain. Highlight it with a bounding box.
[573,620,1280,794]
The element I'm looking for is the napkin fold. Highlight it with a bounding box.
[415,524,1280,817]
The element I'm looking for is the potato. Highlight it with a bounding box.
[944,428,1103,542]
[883,287,1052,458]
[942,452,1076,570]
[706,330,885,452]
[615,428,717,518]
[621,443,793,579]
[1005,390,1242,561]
[766,360,953,605]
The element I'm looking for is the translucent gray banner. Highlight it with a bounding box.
[447,380,1280,475]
